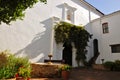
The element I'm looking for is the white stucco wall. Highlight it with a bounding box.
[0,0,103,67]
[0,2,53,63]
[91,11,120,64]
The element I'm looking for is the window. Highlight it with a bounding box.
[102,23,109,34]
[110,44,120,53]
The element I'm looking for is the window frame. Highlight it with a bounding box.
[110,44,120,53]
[102,22,109,34]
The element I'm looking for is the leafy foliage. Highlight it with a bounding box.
[54,21,91,67]
[59,64,72,71]
[0,52,7,68]
[114,60,120,71]
[103,61,114,70]
[0,0,46,24]
[0,50,31,79]
[103,60,120,71]
[18,66,31,79]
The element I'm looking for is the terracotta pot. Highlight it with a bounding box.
[61,70,70,80]
[16,77,25,80]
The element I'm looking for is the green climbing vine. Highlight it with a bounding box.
[54,21,91,67]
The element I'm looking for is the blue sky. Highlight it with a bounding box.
[85,0,120,14]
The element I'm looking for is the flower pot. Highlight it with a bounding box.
[16,77,25,80]
[61,70,70,80]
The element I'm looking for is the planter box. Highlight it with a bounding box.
[31,63,62,78]
[92,64,108,70]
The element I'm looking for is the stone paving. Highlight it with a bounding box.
[8,68,120,80]
[31,68,120,80]
[70,68,120,80]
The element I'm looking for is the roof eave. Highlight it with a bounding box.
[81,0,104,15]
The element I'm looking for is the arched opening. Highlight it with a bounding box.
[62,42,72,66]
[93,39,98,55]
[88,39,100,66]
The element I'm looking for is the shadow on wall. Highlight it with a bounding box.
[85,22,96,63]
[16,18,52,63]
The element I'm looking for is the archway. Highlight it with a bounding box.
[88,39,100,66]
[93,39,98,55]
[62,42,72,66]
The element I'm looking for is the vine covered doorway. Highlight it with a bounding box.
[62,42,72,66]
[54,21,91,66]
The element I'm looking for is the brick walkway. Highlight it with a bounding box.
[8,68,120,80]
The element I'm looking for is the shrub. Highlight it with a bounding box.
[0,50,16,79]
[0,50,31,79]
[103,61,115,71]
[18,66,31,79]
[114,60,120,71]
[0,52,7,68]
[59,64,72,72]
[103,60,120,71]
[15,57,31,79]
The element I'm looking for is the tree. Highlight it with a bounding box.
[0,0,46,24]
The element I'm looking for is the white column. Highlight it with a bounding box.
[50,16,60,55]
[50,18,54,55]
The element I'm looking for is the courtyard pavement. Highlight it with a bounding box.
[8,68,120,80]
[69,68,120,80]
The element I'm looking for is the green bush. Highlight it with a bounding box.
[18,65,31,79]
[16,57,31,79]
[114,60,120,71]
[59,64,72,72]
[0,64,16,79]
[103,60,120,71]
[0,52,7,68]
[0,50,31,79]
[103,61,115,71]
[0,51,17,79]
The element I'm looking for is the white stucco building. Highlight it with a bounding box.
[91,11,120,64]
[0,0,120,67]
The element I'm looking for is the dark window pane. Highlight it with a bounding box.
[111,44,120,53]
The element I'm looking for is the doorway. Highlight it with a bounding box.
[62,42,72,66]
[93,39,98,55]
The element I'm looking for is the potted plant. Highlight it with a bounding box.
[59,64,72,80]
[15,66,31,80]
[15,73,24,80]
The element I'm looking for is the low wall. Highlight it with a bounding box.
[92,64,107,70]
[31,63,62,78]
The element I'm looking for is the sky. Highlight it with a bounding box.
[85,0,120,14]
